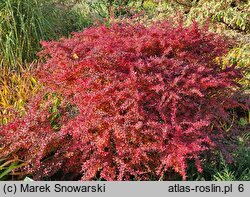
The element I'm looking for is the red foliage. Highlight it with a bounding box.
[0,21,246,180]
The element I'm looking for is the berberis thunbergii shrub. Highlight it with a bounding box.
[0,21,248,180]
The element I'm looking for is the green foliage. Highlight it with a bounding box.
[77,0,147,20]
[139,1,249,35]
[206,131,250,181]
[185,145,250,181]
[0,0,54,67]
[186,0,250,32]
[212,144,250,181]
[72,0,109,26]
[0,156,27,180]
[47,93,62,131]
[0,0,94,69]
[223,43,250,89]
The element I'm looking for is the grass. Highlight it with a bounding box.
[0,0,93,70]
[0,0,249,181]
[0,65,39,124]
[0,0,55,68]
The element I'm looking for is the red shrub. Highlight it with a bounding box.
[0,21,246,180]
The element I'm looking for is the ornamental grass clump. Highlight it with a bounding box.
[0,21,247,180]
